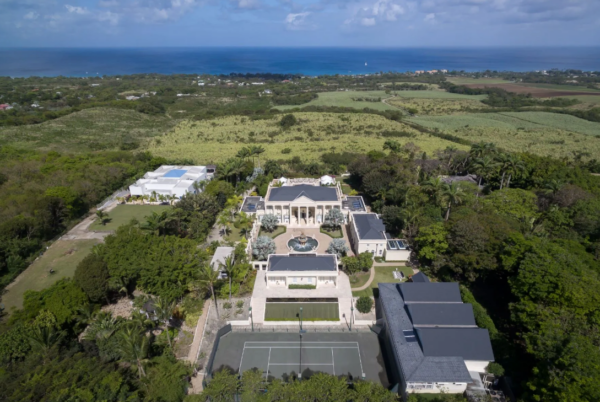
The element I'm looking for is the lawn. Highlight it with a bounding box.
[88,204,171,231]
[408,112,600,160]
[352,266,413,298]
[0,108,178,153]
[224,222,247,242]
[258,226,286,239]
[1,239,100,312]
[320,226,343,238]
[146,112,468,164]
[264,302,340,321]
[392,91,487,101]
[274,91,397,111]
[387,97,489,116]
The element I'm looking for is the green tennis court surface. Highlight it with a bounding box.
[209,331,389,385]
[264,302,339,321]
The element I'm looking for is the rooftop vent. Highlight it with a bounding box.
[403,330,418,343]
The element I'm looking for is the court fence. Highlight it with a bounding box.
[230,325,374,334]
[204,324,232,385]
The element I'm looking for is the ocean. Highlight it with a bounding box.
[1,47,599,77]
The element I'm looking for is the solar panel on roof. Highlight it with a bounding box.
[247,204,256,210]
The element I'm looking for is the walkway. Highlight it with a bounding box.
[185,299,211,395]
[351,266,375,291]
[61,201,119,241]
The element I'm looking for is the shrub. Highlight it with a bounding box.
[252,236,276,261]
[289,284,316,290]
[281,148,292,154]
[223,302,232,309]
[260,214,279,232]
[280,114,297,129]
[356,296,373,314]
[486,362,505,377]
[236,300,245,308]
[326,239,349,258]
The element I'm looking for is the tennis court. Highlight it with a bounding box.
[208,331,389,384]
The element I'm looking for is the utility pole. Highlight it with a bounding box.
[249,307,254,332]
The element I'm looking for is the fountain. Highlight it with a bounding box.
[288,231,319,252]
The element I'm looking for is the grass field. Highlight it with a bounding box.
[0,108,179,153]
[264,302,339,321]
[146,112,469,163]
[514,83,600,93]
[446,77,509,85]
[274,91,397,111]
[1,239,100,312]
[352,266,413,298]
[387,97,489,115]
[408,112,600,160]
[392,91,487,100]
[88,204,171,231]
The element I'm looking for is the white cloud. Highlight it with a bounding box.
[424,12,436,22]
[345,0,406,26]
[285,12,314,30]
[23,11,39,20]
[65,5,89,15]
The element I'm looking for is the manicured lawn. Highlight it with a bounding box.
[2,239,100,312]
[265,302,339,321]
[259,226,286,239]
[224,222,246,242]
[349,272,371,289]
[89,204,171,231]
[320,227,343,238]
[352,266,413,298]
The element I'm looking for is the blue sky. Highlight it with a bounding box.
[1,0,599,47]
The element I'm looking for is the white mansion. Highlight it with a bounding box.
[240,177,367,226]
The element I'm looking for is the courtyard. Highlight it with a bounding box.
[271,226,354,256]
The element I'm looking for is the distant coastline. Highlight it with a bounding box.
[1,47,599,77]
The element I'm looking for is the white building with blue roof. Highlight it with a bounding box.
[129,165,210,199]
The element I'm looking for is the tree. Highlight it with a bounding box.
[251,145,266,168]
[95,210,110,226]
[279,114,297,130]
[252,236,276,261]
[117,325,150,378]
[442,182,464,221]
[353,380,399,401]
[201,368,239,401]
[28,326,64,359]
[383,140,401,154]
[324,208,345,229]
[356,296,373,313]
[326,238,349,258]
[197,264,221,319]
[236,147,251,161]
[342,256,361,275]
[422,176,444,206]
[153,296,176,348]
[486,362,505,377]
[471,155,499,186]
[141,210,169,235]
[415,223,449,262]
[74,253,110,303]
[260,214,279,232]
[220,254,237,300]
[482,188,539,224]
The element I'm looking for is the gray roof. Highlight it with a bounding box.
[353,213,386,240]
[399,282,462,303]
[267,185,339,202]
[268,254,337,272]
[416,328,495,361]
[344,196,367,212]
[411,272,430,283]
[407,303,477,327]
[378,283,473,384]
[241,196,265,213]
[210,247,235,270]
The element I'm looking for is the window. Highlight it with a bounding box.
[379,250,383,255]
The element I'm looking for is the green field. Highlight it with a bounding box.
[1,239,100,312]
[0,108,178,153]
[446,77,509,85]
[274,91,397,111]
[146,112,469,163]
[514,83,600,93]
[562,95,600,106]
[264,302,340,321]
[89,204,171,231]
[352,266,413,298]
[408,112,600,160]
[392,91,487,100]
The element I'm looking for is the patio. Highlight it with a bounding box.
[272,226,354,256]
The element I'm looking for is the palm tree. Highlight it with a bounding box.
[400,204,422,239]
[469,142,497,160]
[85,311,119,340]
[29,326,65,358]
[142,195,149,205]
[220,255,237,300]
[236,147,251,161]
[471,156,499,187]
[496,153,512,189]
[422,177,444,206]
[504,154,525,189]
[117,325,150,378]
[141,211,169,235]
[250,145,266,168]
[153,297,176,348]
[95,210,110,226]
[192,180,207,193]
[442,182,464,221]
[218,213,230,237]
[544,179,564,195]
[197,264,221,319]
[73,304,97,332]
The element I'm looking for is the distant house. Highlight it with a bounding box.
[125,96,140,101]
[0,104,9,111]
[129,165,210,199]
[31,103,40,108]
[91,83,101,87]
[440,174,478,186]
[378,281,495,396]
[251,82,265,85]
[264,89,272,94]
[210,247,235,280]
